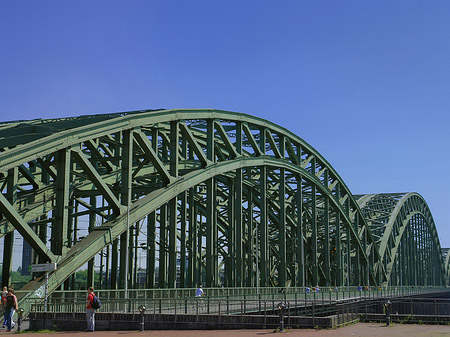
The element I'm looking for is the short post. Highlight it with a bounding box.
[384,300,391,326]
[138,305,146,332]
[17,308,25,332]
[277,302,286,333]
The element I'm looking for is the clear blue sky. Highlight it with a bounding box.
[1,1,449,249]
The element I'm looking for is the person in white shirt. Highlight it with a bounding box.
[195,285,203,297]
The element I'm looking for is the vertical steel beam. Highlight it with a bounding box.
[234,121,243,286]
[336,211,342,286]
[296,176,305,287]
[168,121,179,288]
[87,196,96,288]
[278,167,286,287]
[105,245,110,288]
[227,182,235,287]
[205,119,216,287]
[411,221,416,284]
[146,212,156,288]
[247,188,254,287]
[197,210,202,285]
[235,168,243,287]
[1,168,18,287]
[118,231,128,289]
[324,195,330,286]
[188,188,196,288]
[311,183,318,286]
[405,225,411,285]
[129,223,136,288]
[52,149,70,256]
[64,196,75,290]
[179,192,187,288]
[70,202,78,289]
[159,204,168,288]
[400,240,405,285]
[346,226,351,286]
[180,132,188,288]
[110,239,119,289]
[354,215,360,285]
[205,178,215,287]
[168,197,177,288]
[260,166,268,287]
[119,130,133,289]
[213,180,219,286]
[258,126,268,287]
[345,198,351,286]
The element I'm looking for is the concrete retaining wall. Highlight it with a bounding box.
[28,312,345,331]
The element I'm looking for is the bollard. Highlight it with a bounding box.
[17,308,25,332]
[277,302,286,333]
[138,305,146,332]
[384,300,391,326]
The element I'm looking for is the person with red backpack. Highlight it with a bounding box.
[85,287,96,332]
[5,288,18,332]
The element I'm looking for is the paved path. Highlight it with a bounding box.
[1,323,450,336]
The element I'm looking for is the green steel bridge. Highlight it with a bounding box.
[1,109,449,305]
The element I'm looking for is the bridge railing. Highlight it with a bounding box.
[16,285,447,303]
[26,295,450,329]
[22,286,449,315]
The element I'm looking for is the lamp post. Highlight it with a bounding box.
[17,308,24,331]
[384,300,391,326]
[138,305,146,332]
[277,302,286,332]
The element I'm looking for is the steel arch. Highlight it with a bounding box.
[355,193,446,286]
[0,109,447,308]
[442,248,450,286]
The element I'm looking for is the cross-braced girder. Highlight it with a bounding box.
[0,109,448,312]
[355,193,447,287]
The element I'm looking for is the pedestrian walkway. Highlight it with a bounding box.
[1,323,450,336]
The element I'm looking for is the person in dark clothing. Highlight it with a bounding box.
[5,288,18,332]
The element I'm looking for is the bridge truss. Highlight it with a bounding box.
[0,109,448,301]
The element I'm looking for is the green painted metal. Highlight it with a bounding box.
[355,193,447,286]
[0,109,448,315]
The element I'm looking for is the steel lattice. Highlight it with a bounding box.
[0,109,448,312]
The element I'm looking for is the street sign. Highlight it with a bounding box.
[31,263,57,273]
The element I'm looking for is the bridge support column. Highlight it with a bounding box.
[296,176,305,288]
[187,188,197,288]
[278,167,286,287]
[87,196,96,288]
[336,212,342,286]
[235,169,243,287]
[324,196,330,286]
[260,166,268,287]
[1,168,17,287]
[312,183,318,286]
[247,188,254,287]
[52,149,70,256]
[179,192,187,288]
[159,204,168,288]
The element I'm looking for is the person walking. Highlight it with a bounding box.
[2,286,8,328]
[5,288,18,332]
[85,287,96,332]
[195,285,204,311]
[195,284,203,298]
